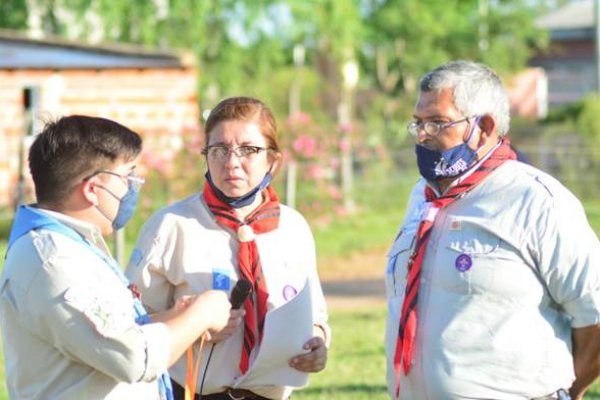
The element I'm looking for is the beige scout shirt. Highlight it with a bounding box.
[0,209,171,400]
[126,192,330,400]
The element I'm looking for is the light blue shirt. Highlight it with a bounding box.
[385,160,600,399]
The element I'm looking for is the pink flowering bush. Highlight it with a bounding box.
[283,111,353,223]
[129,111,367,235]
[127,124,204,239]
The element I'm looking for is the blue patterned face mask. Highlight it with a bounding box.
[415,117,481,181]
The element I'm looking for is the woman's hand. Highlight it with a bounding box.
[288,336,328,373]
[206,308,245,343]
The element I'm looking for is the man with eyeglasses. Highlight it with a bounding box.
[0,115,232,399]
[384,60,600,400]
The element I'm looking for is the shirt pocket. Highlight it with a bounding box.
[385,230,416,298]
[442,225,500,294]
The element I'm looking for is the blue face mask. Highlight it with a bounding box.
[97,184,140,230]
[111,185,140,230]
[205,171,273,209]
[415,118,481,181]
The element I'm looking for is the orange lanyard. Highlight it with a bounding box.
[185,336,206,400]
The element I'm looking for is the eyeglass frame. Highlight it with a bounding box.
[202,144,271,161]
[83,170,145,192]
[407,116,476,137]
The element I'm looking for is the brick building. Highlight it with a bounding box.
[0,30,200,209]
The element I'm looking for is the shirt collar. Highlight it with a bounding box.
[33,207,112,256]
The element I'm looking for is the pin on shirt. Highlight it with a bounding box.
[455,254,473,272]
[282,285,298,301]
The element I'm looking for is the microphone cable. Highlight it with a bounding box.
[197,279,252,400]
[198,342,216,399]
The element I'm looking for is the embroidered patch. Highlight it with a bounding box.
[455,254,473,272]
[212,269,231,291]
[64,287,133,337]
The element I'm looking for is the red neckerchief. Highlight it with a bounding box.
[394,139,517,397]
[203,182,280,373]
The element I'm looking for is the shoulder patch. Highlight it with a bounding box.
[64,286,135,337]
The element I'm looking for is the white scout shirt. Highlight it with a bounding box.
[385,160,600,399]
[0,209,171,400]
[126,192,330,400]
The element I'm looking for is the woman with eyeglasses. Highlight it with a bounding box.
[126,96,330,400]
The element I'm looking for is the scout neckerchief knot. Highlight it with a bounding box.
[203,181,280,373]
[393,138,516,398]
[7,205,174,400]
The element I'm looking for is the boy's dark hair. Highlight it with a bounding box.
[28,115,142,205]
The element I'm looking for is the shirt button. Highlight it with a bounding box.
[420,277,426,283]
[411,359,416,366]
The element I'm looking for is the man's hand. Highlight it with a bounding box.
[206,309,245,343]
[570,324,600,399]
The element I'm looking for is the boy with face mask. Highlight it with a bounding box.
[0,115,232,400]
[384,61,600,399]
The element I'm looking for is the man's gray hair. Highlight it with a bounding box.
[419,60,510,136]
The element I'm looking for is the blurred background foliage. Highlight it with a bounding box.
[2,0,598,233]
[1,0,550,124]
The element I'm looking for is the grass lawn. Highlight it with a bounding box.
[295,306,388,400]
[586,202,600,235]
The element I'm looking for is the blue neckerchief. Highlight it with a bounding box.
[7,205,173,400]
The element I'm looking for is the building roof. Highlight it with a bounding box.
[0,30,189,69]
[536,0,594,32]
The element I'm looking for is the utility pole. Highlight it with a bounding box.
[478,0,489,52]
[286,44,305,209]
[339,57,359,213]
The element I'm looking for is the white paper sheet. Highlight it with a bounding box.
[233,280,313,387]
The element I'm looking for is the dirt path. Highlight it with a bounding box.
[318,247,387,309]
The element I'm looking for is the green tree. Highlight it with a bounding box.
[1,0,552,153]
[361,0,550,148]
[0,0,28,30]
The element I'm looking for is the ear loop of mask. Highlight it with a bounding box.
[89,180,119,225]
[465,116,484,156]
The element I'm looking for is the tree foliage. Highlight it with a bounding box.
[0,0,28,30]
[1,0,552,148]
[361,0,549,146]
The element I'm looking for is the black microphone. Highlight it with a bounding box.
[230,279,252,309]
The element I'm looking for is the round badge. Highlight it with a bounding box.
[455,254,472,272]
[282,285,298,301]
